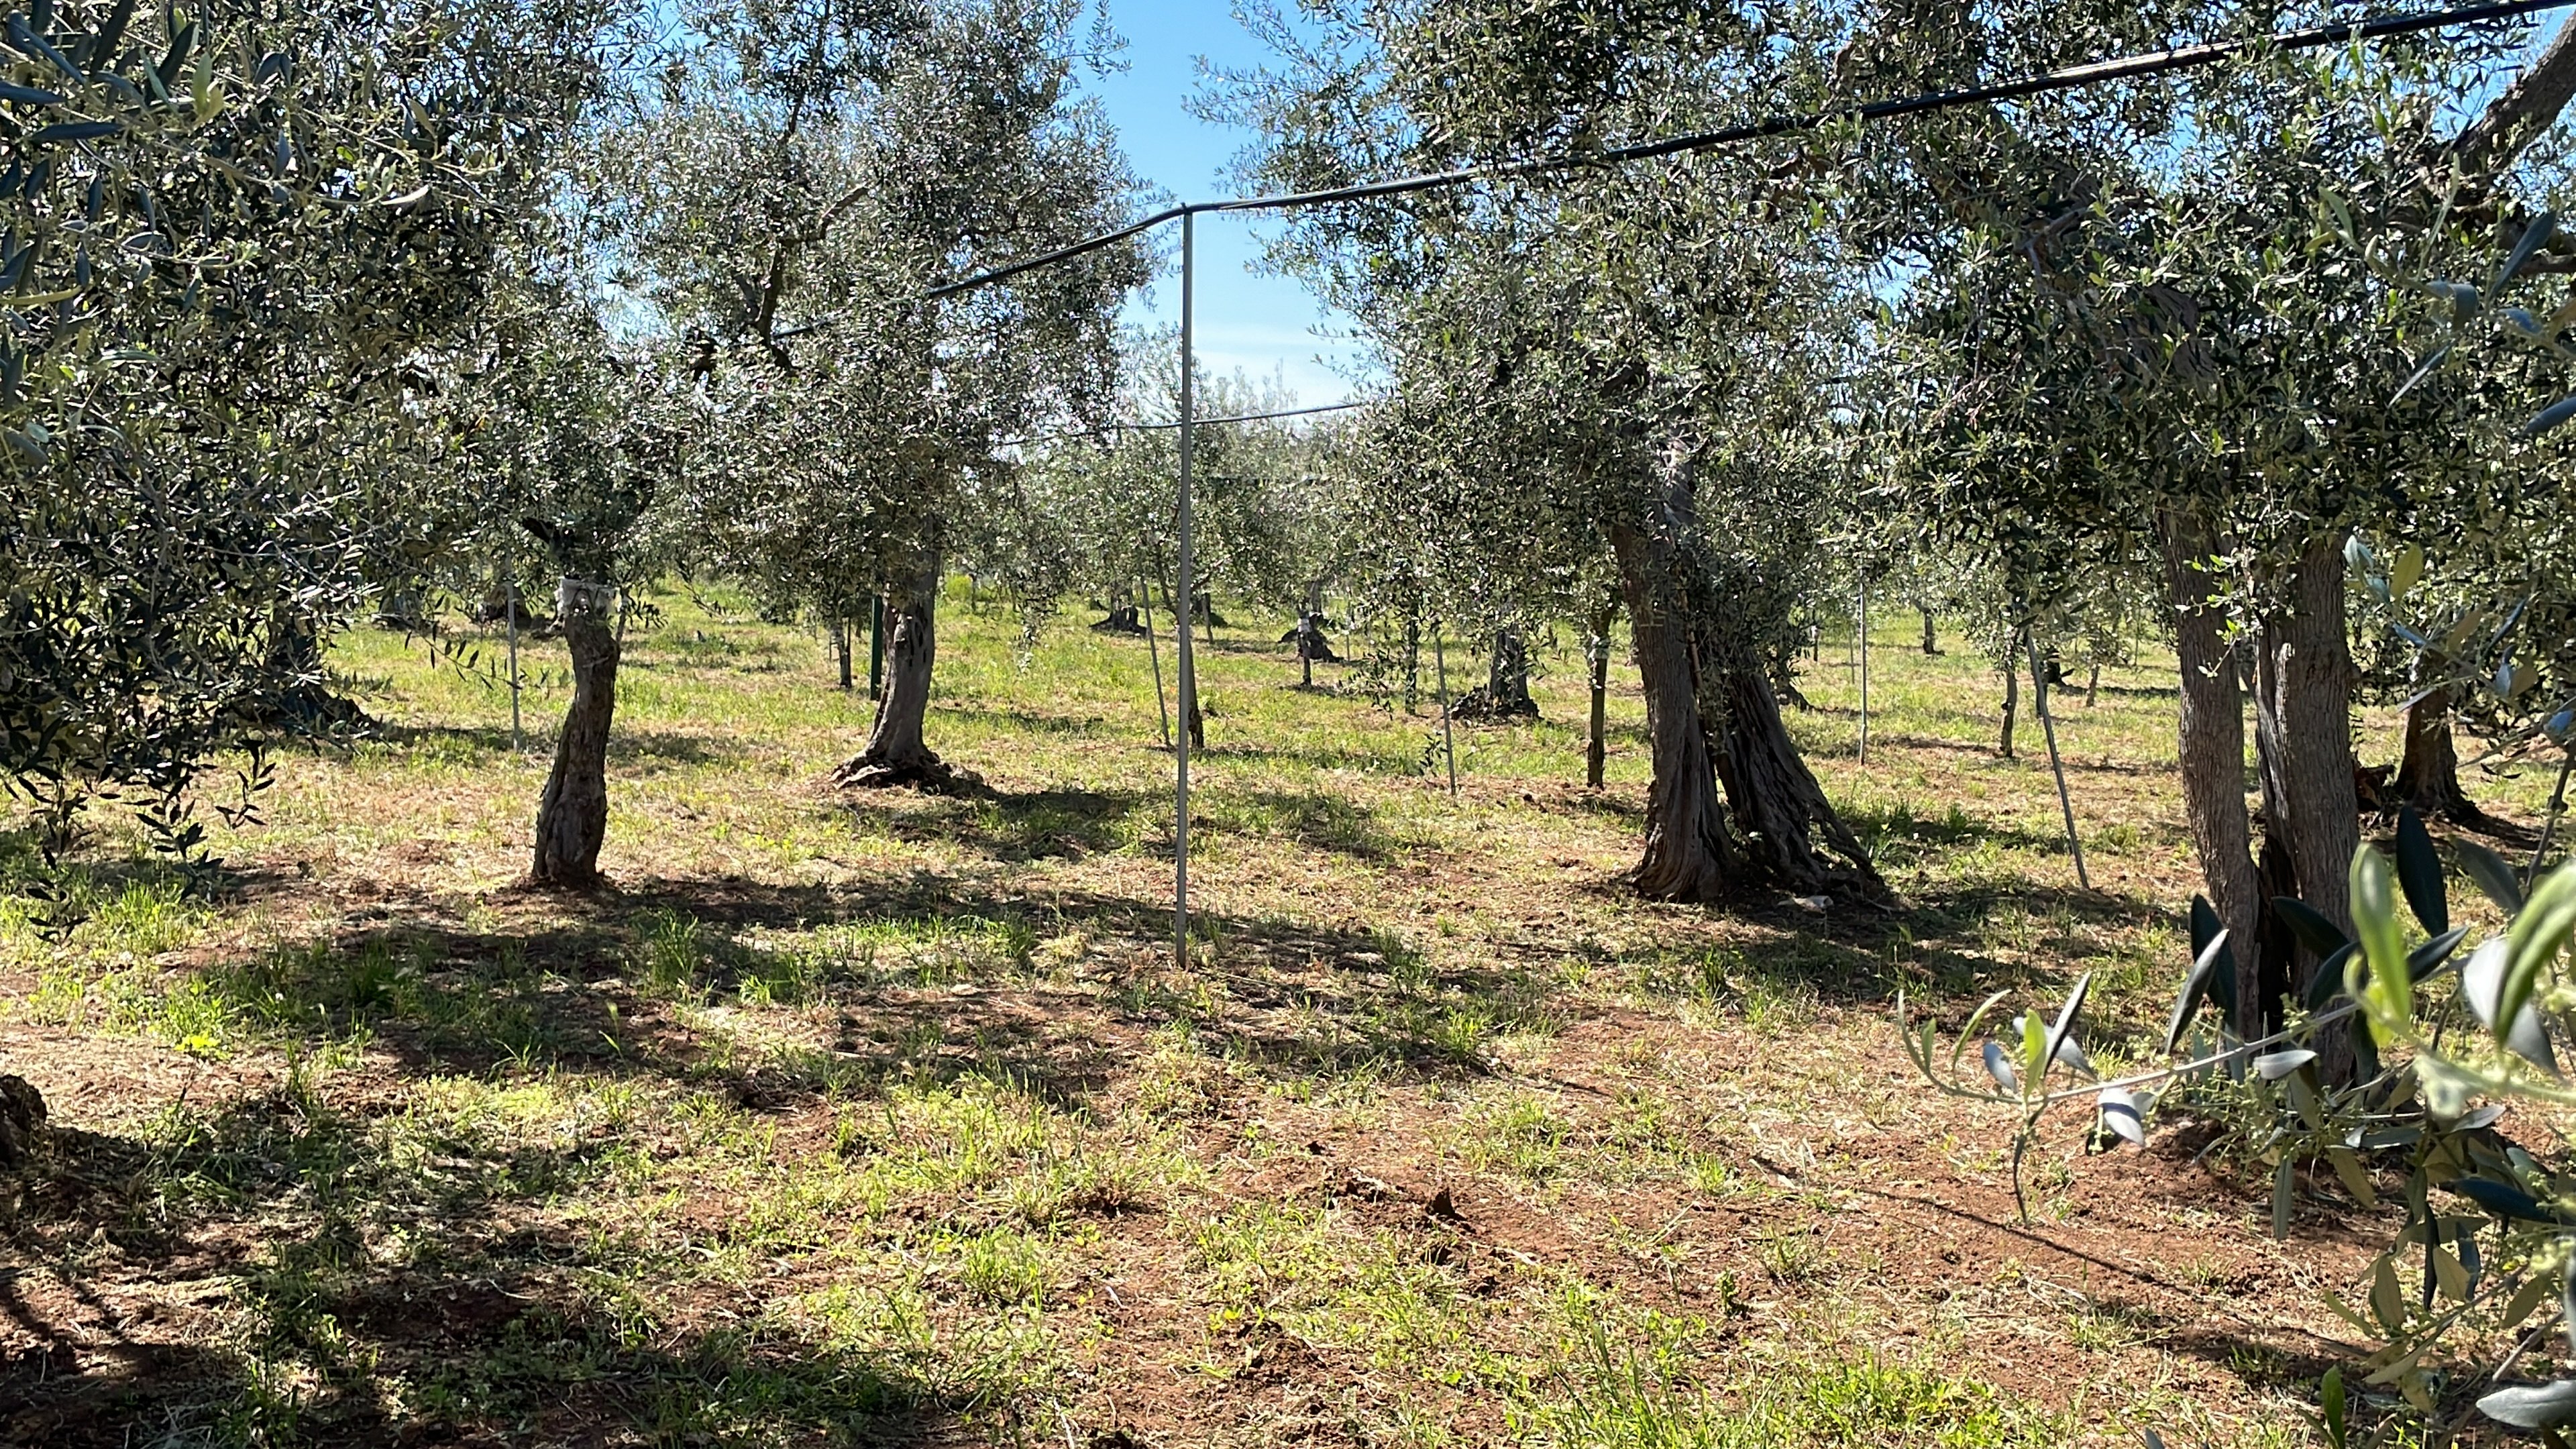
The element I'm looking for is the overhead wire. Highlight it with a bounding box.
[919,0,2576,303]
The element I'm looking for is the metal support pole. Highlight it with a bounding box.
[2530,747,2574,884]
[1857,574,1870,763]
[506,577,523,753]
[2028,632,2090,890]
[1173,212,1197,974]
[1142,570,1172,750]
[868,594,886,701]
[1434,623,1458,799]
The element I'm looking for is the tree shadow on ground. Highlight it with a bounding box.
[1,1111,978,1448]
[147,865,1541,1117]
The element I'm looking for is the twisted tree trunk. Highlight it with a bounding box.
[1611,451,1886,904]
[1612,517,1738,902]
[835,549,967,790]
[1998,634,2020,760]
[2159,511,2265,1040]
[2396,683,2481,822]
[532,582,621,888]
[2252,536,2362,1080]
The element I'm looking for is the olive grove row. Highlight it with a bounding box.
[11,0,2576,1061]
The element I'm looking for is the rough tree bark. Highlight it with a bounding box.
[1611,517,1738,902]
[1585,606,1613,790]
[1611,449,1886,904]
[2159,511,2266,1040]
[1711,639,1882,897]
[1998,634,2020,760]
[835,550,968,790]
[1920,608,1939,656]
[2252,536,2363,1078]
[2396,683,2483,822]
[1453,626,1538,720]
[531,581,621,888]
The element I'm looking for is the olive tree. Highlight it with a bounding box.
[0,0,613,859]
[1224,0,1884,901]
[1867,5,2576,1069]
[608,0,1144,790]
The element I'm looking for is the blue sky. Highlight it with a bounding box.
[1083,1,1366,404]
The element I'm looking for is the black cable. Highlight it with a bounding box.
[1000,399,1367,449]
[924,0,2576,301]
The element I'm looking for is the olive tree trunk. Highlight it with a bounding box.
[1920,608,1939,655]
[2159,511,2265,1040]
[2397,683,2481,822]
[531,582,621,888]
[2251,536,2362,1078]
[1998,633,2020,759]
[1711,641,1880,897]
[835,549,964,790]
[1609,450,1884,904]
[1611,516,1739,902]
[1585,606,1613,790]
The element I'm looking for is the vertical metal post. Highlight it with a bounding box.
[1434,623,1458,799]
[1173,211,1197,974]
[1141,570,1172,750]
[2027,632,2090,890]
[868,594,886,700]
[506,577,523,753]
[1856,574,1870,763]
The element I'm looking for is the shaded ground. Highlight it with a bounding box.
[1,587,2547,1448]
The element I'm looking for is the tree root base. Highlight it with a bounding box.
[833,753,983,794]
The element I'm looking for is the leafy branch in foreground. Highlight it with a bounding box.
[1906,806,2576,1438]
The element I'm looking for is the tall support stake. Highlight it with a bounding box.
[2027,632,2090,890]
[1856,574,1870,763]
[867,594,886,701]
[1173,212,1197,974]
[2530,747,2574,884]
[1141,570,1172,749]
[1434,622,1458,799]
[506,577,523,753]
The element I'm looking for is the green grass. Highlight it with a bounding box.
[0,581,2498,1446]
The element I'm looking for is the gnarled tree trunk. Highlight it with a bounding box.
[835,549,967,790]
[1920,608,1939,655]
[532,581,621,888]
[1998,633,2020,759]
[1712,640,1880,898]
[2252,536,2362,1079]
[1585,606,1613,790]
[2159,511,2265,1040]
[1611,449,1886,905]
[2397,683,2482,822]
[1611,517,1738,902]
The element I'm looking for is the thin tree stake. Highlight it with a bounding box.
[2029,633,2090,889]
[1141,572,1172,750]
[2530,747,2575,885]
[1172,211,1197,975]
[506,577,523,754]
[1857,574,1870,763]
[1434,623,1458,800]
